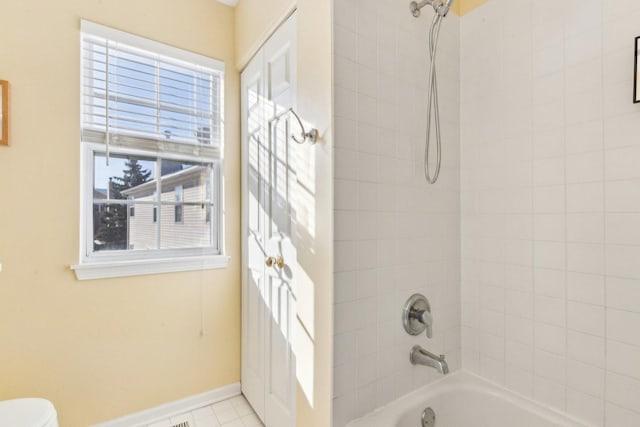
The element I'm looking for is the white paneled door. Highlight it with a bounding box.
[241,13,297,427]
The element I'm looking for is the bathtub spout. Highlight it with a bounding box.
[410,345,449,374]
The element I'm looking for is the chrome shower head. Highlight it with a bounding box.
[410,0,455,18]
[439,0,455,16]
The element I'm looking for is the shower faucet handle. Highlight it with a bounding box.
[418,308,433,338]
[403,294,433,338]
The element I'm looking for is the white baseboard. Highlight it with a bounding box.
[92,382,241,427]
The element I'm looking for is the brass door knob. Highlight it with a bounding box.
[265,255,285,268]
[275,255,285,268]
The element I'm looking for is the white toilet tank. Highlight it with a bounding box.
[0,398,58,427]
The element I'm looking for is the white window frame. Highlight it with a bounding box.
[72,21,229,280]
[80,143,224,260]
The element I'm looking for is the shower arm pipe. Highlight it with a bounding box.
[410,0,453,17]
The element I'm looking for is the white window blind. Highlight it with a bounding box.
[80,20,224,158]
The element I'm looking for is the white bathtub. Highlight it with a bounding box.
[346,371,590,427]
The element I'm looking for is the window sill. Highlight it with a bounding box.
[71,255,230,281]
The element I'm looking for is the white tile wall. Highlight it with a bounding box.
[333,0,640,425]
[461,0,640,425]
[332,0,461,425]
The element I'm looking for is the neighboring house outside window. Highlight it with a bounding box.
[72,21,228,280]
[174,185,184,224]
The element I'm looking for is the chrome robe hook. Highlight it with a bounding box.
[288,108,318,144]
[270,108,319,145]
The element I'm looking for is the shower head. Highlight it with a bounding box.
[410,0,455,18]
[439,0,455,16]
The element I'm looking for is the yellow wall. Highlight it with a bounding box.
[451,0,487,16]
[234,1,334,426]
[0,1,241,426]
[234,0,296,69]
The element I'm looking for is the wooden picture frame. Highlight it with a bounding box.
[0,80,8,146]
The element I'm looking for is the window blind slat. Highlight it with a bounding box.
[82,42,218,81]
[81,60,217,93]
[83,80,215,109]
[83,101,215,122]
[82,128,221,154]
[83,72,216,108]
[84,115,214,141]
[83,90,216,117]
[85,56,218,89]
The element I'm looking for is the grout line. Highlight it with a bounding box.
[499,5,507,387]
[529,0,537,400]
[353,4,364,417]
[562,16,569,414]
[601,0,608,422]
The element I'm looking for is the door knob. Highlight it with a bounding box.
[265,255,285,268]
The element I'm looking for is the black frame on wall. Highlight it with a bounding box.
[635,36,640,103]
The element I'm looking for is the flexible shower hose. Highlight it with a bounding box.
[424,13,444,184]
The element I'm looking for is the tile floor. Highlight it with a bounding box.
[147,395,263,427]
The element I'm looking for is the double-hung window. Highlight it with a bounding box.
[72,21,228,280]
